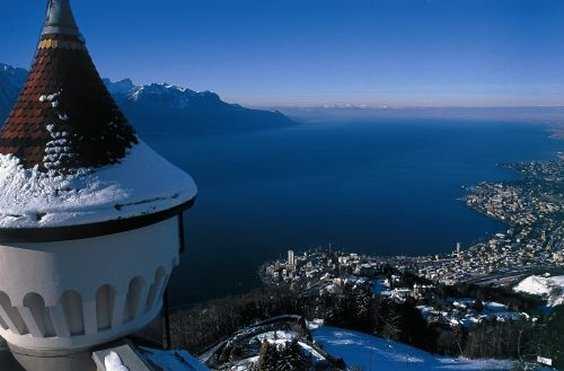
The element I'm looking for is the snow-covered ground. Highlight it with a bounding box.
[312,326,514,371]
[417,298,527,329]
[0,140,197,228]
[253,330,328,363]
[514,275,564,307]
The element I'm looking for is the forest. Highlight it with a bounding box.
[169,277,563,369]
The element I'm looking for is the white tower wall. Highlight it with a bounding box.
[0,217,181,351]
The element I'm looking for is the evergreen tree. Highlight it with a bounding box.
[275,339,310,371]
[353,283,372,324]
[382,308,401,341]
[229,344,243,362]
[256,339,311,371]
[256,341,277,371]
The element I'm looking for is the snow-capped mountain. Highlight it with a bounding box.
[103,78,295,135]
[0,64,28,122]
[103,78,136,96]
[105,79,221,111]
[0,63,295,133]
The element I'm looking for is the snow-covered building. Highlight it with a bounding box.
[0,0,197,369]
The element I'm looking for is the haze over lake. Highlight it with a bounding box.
[143,119,563,306]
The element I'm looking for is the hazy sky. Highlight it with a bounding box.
[3,0,564,107]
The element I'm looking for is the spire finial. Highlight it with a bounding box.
[42,0,80,37]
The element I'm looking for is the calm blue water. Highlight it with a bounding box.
[142,119,563,306]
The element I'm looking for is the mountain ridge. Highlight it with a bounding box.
[0,63,296,135]
[0,63,28,122]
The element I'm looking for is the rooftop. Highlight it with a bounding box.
[0,0,137,170]
[0,0,196,232]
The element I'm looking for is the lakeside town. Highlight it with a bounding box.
[163,155,562,370]
[263,156,564,289]
[161,156,564,371]
[255,156,564,367]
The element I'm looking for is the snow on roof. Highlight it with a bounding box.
[0,140,196,229]
[514,275,564,307]
[0,1,197,231]
[104,351,129,371]
[255,330,296,344]
[1,0,137,170]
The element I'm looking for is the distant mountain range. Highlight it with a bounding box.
[278,104,564,123]
[278,104,564,139]
[0,63,296,135]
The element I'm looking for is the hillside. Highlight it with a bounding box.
[313,326,514,371]
[104,79,296,135]
[0,63,296,135]
[195,315,515,371]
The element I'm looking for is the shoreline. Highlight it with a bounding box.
[260,152,563,288]
[171,122,563,307]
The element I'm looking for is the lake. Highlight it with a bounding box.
[142,119,563,306]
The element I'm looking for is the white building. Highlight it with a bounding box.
[288,250,295,268]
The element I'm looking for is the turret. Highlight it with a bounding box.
[0,1,197,369]
[42,0,81,37]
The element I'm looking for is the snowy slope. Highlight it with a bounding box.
[514,275,564,307]
[312,327,513,371]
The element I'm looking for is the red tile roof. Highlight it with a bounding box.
[0,1,137,170]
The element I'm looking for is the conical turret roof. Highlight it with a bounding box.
[0,0,197,236]
[0,0,137,170]
[42,0,81,37]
